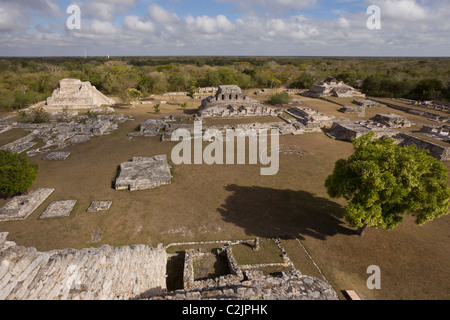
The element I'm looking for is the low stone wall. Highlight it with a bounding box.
[151,270,338,300]
[370,98,450,123]
[397,133,450,161]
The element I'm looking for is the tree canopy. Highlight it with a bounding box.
[0,150,39,197]
[325,132,450,235]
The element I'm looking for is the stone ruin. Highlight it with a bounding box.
[0,232,167,300]
[420,124,450,143]
[326,119,450,161]
[326,120,400,142]
[353,99,383,108]
[302,77,365,98]
[86,201,112,213]
[397,133,450,161]
[134,104,341,142]
[150,239,338,300]
[339,105,366,117]
[43,152,71,161]
[44,79,116,110]
[370,113,412,129]
[115,155,172,191]
[197,85,282,118]
[286,106,336,129]
[0,189,54,222]
[0,113,132,156]
[0,233,339,300]
[39,200,77,219]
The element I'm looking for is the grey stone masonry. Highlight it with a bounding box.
[44,79,115,110]
[370,113,412,128]
[86,201,112,213]
[326,120,400,141]
[43,152,71,161]
[0,233,167,300]
[115,155,172,191]
[0,189,55,222]
[151,270,338,300]
[198,85,282,118]
[39,200,77,219]
[397,133,450,161]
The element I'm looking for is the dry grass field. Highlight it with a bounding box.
[0,93,449,300]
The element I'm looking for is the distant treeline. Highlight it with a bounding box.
[0,56,449,111]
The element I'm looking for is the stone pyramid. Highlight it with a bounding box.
[44,78,115,110]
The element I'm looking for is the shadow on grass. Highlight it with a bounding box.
[218,184,355,241]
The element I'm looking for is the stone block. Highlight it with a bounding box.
[43,152,71,161]
[115,155,172,191]
[39,200,77,219]
[0,189,55,222]
[86,201,112,213]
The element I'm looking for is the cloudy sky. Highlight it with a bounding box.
[0,0,449,56]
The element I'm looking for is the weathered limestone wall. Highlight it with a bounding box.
[397,133,450,161]
[0,233,167,300]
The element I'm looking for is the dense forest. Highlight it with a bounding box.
[0,56,449,111]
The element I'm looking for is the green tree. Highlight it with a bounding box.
[325,132,450,236]
[187,85,199,98]
[0,150,39,197]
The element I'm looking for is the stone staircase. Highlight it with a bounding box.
[0,233,167,300]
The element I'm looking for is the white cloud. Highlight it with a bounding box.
[219,0,317,12]
[0,6,24,31]
[124,15,155,33]
[148,3,180,26]
[184,14,234,34]
[82,0,135,21]
[375,0,428,21]
[1,0,449,56]
[89,20,118,34]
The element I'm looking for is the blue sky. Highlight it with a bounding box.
[0,0,449,56]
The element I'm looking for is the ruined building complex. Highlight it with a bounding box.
[198,85,282,118]
[303,77,365,98]
[0,233,338,300]
[44,79,115,110]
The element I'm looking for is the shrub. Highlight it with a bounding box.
[269,92,292,105]
[0,150,39,197]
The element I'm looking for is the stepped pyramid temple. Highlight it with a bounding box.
[198,85,282,118]
[44,79,115,110]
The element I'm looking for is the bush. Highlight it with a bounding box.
[0,150,39,197]
[269,92,292,105]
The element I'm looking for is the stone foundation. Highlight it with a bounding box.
[0,189,55,222]
[115,155,172,191]
[39,200,77,219]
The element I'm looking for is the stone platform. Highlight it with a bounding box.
[86,201,112,213]
[0,189,55,222]
[39,200,77,219]
[115,155,172,191]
